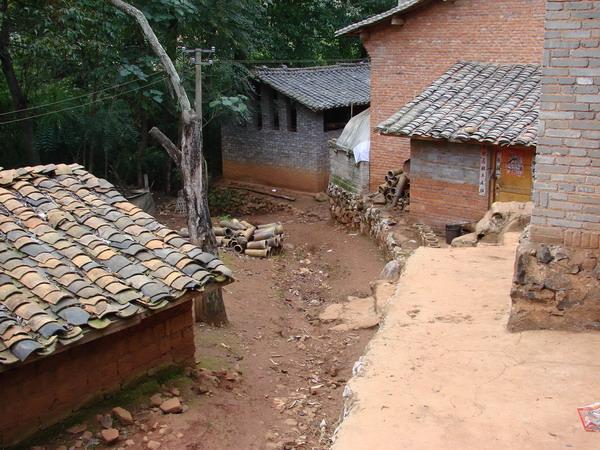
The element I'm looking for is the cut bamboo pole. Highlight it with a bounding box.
[247,239,269,250]
[245,248,270,258]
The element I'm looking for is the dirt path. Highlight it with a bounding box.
[175,198,385,450]
[332,235,600,450]
[35,194,386,450]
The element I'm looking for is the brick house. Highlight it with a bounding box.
[0,164,232,446]
[510,1,600,331]
[377,61,541,230]
[222,63,370,192]
[336,0,546,192]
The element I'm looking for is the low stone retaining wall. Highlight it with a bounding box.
[509,238,600,331]
[327,184,414,263]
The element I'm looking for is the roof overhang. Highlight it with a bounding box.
[335,0,433,37]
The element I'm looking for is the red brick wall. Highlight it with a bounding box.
[410,140,490,230]
[362,0,545,191]
[411,177,489,230]
[0,297,196,447]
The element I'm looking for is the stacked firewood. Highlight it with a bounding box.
[374,169,410,209]
[214,219,284,258]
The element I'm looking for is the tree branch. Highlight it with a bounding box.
[149,126,181,165]
[107,0,192,117]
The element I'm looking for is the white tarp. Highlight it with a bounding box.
[335,108,370,164]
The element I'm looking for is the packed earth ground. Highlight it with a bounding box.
[28,189,386,450]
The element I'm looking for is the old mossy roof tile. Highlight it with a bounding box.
[0,164,232,368]
[377,61,541,147]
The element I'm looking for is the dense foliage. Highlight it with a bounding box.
[0,0,394,191]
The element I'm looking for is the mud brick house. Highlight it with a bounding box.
[510,1,600,332]
[222,63,370,192]
[336,0,545,192]
[377,61,541,230]
[0,164,232,446]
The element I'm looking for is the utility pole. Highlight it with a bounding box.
[186,46,214,119]
[195,48,202,116]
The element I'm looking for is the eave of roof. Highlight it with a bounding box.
[335,0,429,37]
[254,63,370,111]
[376,61,541,148]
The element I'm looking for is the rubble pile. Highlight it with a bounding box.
[214,219,284,258]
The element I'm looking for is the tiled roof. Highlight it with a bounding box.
[254,63,370,111]
[335,0,428,36]
[0,164,232,368]
[377,61,541,147]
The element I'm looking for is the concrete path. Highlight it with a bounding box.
[333,240,600,449]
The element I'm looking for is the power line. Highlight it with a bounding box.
[0,77,167,126]
[0,57,368,124]
[0,71,165,118]
[216,57,369,64]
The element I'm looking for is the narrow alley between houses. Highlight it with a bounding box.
[29,192,390,450]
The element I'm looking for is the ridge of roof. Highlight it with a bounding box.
[377,61,541,147]
[335,0,429,37]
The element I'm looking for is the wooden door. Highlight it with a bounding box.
[494,147,534,203]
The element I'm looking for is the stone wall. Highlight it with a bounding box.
[360,0,545,191]
[329,145,370,194]
[510,0,600,331]
[510,240,600,331]
[222,85,335,192]
[0,297,196,446]
[410,140,491,231]
[327,184,414,264]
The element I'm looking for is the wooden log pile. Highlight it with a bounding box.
[214,219,284,258]
[374,169,410,210]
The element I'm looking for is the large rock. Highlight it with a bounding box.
[101,428,120,444]
[451,232,478,248]
[379,260,402,281]
[159,397,183,414]
[112,407,134,425]
[320,296,380,331]
[314,192,329,202]
[453,201,532,247]
[475,201,532,244]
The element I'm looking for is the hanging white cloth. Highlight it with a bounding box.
[353,140,370,164]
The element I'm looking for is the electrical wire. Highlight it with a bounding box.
[215,58,368,64]
[0,77,167,126]
[0,71,165,118]
[0,57,368,124]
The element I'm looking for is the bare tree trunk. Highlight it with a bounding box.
[0,0,39,165]
[137,110,148,187]
[181,120,218,253]
[109,0,226,325]
[166,158,172,196]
